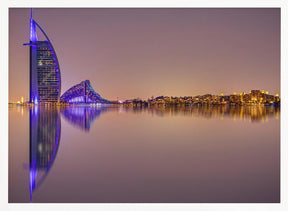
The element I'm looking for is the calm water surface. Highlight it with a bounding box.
[9,105,280,203]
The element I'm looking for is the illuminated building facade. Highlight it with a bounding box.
[60,80,110,104]
[24,9,61,103]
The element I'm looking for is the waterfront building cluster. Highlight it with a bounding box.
[18,10,280,107]
[123,90,280,107]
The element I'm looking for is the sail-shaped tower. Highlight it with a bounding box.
[24,9,61,103]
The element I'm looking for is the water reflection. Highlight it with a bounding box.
[122,104,280,122]
[23,104,279,202]
[29,106,61,202]
[60,106,110,131]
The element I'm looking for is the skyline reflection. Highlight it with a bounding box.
[16,104,280,202]
[60,105,280,134]
[121,104,280,122]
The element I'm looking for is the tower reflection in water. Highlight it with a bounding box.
[29,106,61,202]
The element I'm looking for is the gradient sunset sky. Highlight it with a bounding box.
[9,8,280,101]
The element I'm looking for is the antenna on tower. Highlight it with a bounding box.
[31,8,33,19]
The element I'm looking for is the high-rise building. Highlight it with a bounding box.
[24,9,61,103]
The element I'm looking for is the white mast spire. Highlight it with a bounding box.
[29,8,38,42]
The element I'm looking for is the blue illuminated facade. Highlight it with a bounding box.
[60,80,110,104]
[24,9,61,103]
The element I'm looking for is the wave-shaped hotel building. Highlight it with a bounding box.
[25,9,110,104]
[60,80,110,104]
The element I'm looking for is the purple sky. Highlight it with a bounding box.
[9,8,280,101]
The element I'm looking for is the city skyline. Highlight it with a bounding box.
[9,8,280,102]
